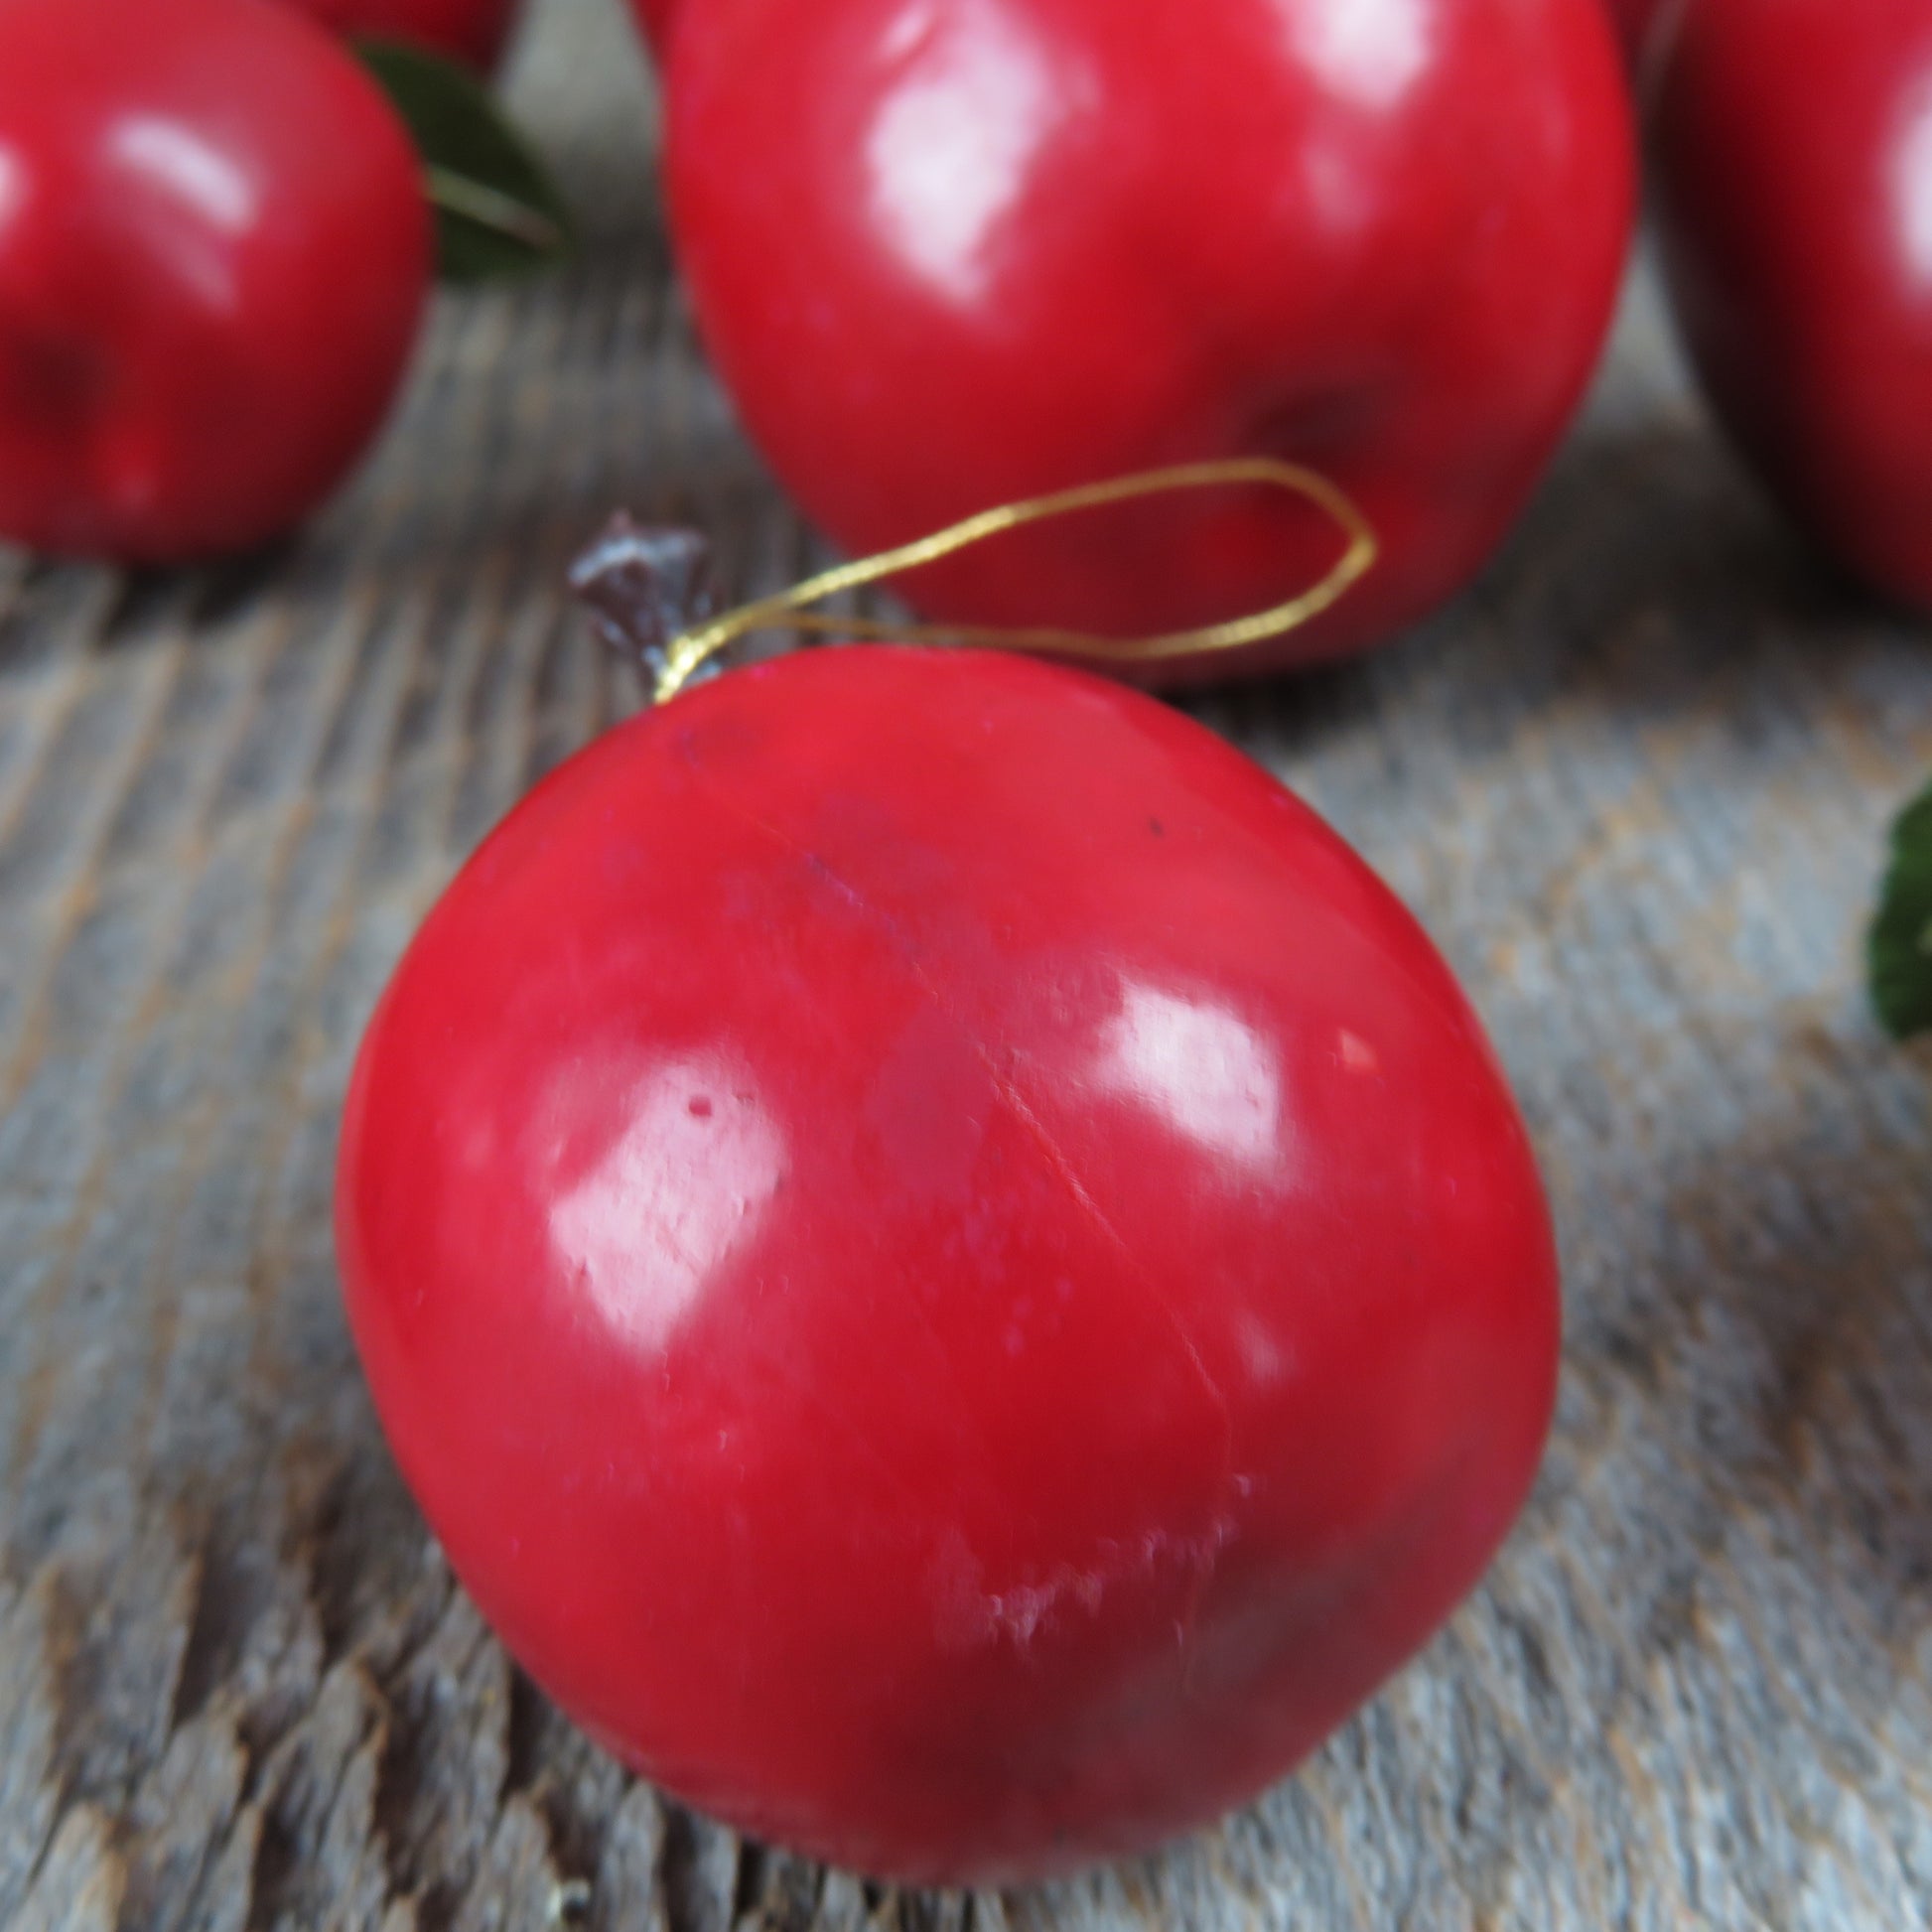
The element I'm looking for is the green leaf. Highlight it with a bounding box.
[355,38,576,284]
[1869,774,1932,1037]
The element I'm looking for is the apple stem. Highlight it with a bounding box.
[570,516,722,692]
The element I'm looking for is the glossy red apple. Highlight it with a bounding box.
[0,0,430,564]
[663,0,1635,686]
[337,642,1561,1883]
[286,0,523,71]
[1655,0,1932,608]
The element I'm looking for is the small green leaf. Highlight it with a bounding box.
[355,38,576,284]
[1868,775,1932,1037]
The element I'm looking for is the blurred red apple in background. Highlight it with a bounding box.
[1656,0,1932,608]
[664,0,1634,686]
[0,0,430,563]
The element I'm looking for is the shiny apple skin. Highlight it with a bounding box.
[286,0,523,70]
[336,644,1561,1884]
[0,0,429,565]
[1655,0,1932,608]
[662,0,1634,687]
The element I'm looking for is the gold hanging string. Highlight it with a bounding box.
[653,457,1377,703]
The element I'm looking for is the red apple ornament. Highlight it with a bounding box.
[285,0,523,71]
[0,0,429,565]
[663,0,1635,686]
[337,635,1561,1884]
[1655,0,1932,609]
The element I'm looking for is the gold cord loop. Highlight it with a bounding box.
[654,457,1377,703]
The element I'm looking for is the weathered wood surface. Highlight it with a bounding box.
[6,4,1932,1926]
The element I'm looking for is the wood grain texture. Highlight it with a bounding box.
[5,4,1932,1925]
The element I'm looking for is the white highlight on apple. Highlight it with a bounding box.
[867,0,1090,305]
[550,1056,785,1354]
[1891,75,1932,291]
[1096,981,1288,1176]
[0,147,26,232]
[1281,0,1433,113]
[113,115,256,231]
